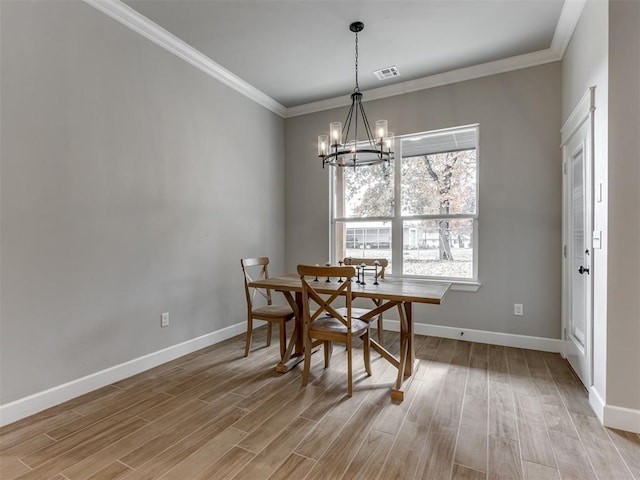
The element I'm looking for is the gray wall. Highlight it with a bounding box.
[285,63,562,339]
[0,1,285,404]
[607,0,640,412]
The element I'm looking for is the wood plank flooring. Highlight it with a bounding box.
[2,328,639,480]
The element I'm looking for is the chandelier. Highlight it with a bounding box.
[317,22,394,168]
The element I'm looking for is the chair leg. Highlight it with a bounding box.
[363,331,372,376]
[302,333,312,387]
[377,315,384,344]
[266,322,273,347]
[279,319,286,361]
[373,298,384,344]
[324,341,332,368]
[244,317,253,357]
[347,337,353,397]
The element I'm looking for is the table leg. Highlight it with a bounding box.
[404,302,415,377]
[276,291,304,372]
[276,290,317,373]
[390,301,419,401]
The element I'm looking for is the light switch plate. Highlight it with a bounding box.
[593,230,602,249]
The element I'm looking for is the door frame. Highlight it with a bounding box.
[560,87,595,388]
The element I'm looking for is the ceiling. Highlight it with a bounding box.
[121,0,573,111]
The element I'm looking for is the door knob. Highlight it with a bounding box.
[578,265,590,275]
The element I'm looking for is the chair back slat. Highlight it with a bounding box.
[241,257,272,310]
[301,277,349,325]
[343,257,388,279]
[297,265,355,329]
[298,265,355,279]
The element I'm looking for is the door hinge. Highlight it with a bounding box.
[563,244,567,258]
[563,161,567,175]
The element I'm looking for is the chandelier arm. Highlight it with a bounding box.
[353,99,359,162]
[342,97,357,145]
[357,97,379,152]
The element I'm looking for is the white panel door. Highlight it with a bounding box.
[563,117,593,388]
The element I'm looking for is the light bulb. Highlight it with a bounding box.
[375,120,388,142]
[385,132,394,152]
[329,122,342,145]
[318,135,329,156]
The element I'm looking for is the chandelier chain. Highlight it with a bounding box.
[354,31,359,92]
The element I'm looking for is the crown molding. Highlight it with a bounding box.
[285,48,562,118]
[551,0,588,58]
[84,0,585,120]
[83,0,287,117]
[285,0,586,118]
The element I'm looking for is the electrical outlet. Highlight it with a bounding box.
[514,304,524,316]
[161,312,169,327]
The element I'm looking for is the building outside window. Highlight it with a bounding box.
[331,124,478,281]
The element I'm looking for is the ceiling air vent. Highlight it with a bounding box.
[373,65,399,81]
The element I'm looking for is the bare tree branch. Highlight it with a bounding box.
[421,155,439,183]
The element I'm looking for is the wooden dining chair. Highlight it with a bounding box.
[344,257,389,344]
[241,257,294,360]
[298,264,372,396]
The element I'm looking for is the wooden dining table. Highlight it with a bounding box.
[249,273,450,401]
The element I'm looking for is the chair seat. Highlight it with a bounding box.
[252,304,294,318]
[310,316,370,336]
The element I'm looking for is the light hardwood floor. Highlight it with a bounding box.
[1,328,639,480]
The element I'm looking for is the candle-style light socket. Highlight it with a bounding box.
[359,263,367,285]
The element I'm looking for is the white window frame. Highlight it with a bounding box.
[330,124,480,288]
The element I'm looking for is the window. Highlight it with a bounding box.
[331,124,478,281]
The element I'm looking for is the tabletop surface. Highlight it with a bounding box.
[250,274,450,305]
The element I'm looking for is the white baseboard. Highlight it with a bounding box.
[589,385,606,423]
[383,319,563,352]
[0,322,246,427]
[603,404,640,434]
[12,319,636,432]
[591,385,640,434]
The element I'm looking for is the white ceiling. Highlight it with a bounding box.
[120,0,578,111]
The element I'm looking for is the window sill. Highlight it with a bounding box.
[387,276,481,292]
[449,281,482,292]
